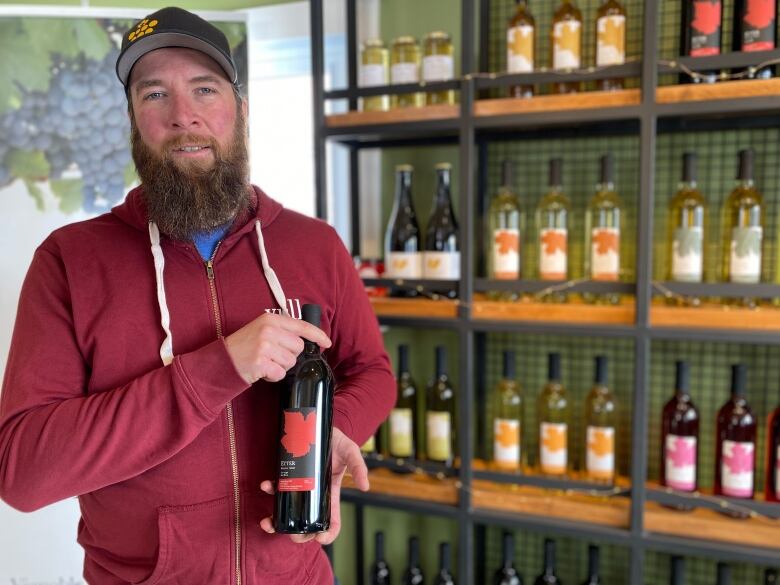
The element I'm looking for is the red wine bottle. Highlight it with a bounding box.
[660,361,699,494]
[766,404,780,502]
[370,531,392,585]
[670,556,685,585]
[493,532,523,585]
[433,542,457,585]
[714,364,757,499]
[403,537,425,585]
[580,545,601,585]
[680,0,723,83]
[273,303,334,533]
[716,562,731,585]
[732,0,777,79]
[534,539,562,585]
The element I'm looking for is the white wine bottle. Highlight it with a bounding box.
[493,350,523,471]
[389,344,418,462]
[585,153,621,283]
[538,353,569,476]
[536,158,570,282]
[584,356,617,483]
[722,149,763,285]
[426,345,456,467]
[507,0,536,98]
[668,152,706,283]
[489,159,523,282]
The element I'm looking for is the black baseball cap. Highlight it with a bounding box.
[116,7,237,88]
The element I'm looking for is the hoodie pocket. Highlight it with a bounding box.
[137,496,232,585]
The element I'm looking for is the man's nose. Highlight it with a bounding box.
[169,94,199,128]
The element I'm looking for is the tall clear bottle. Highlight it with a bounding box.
[536,158,570,283]
[423,163,460,296]
[507,0,536,97]
[584,356,617,483]
[385,164,422,297]
[359,39,389,112]
[426,345,456,467]
[660,361,700,498]
[389,344,418,463]
[493,349,523,472]
[488,159,523,299]
[538,353,569,476]
[552,0,584,93]
[595,0,627,91]
[668,152,706,285]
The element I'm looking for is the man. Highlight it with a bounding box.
[0,7,395,584]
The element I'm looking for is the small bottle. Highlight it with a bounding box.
[389,344,419,463]
[536,158,570,282]
[668,152,706,284]
[584,356,617,483]
[732,0,777,79]
[426,345,456,467]
[766,569,779,585]
[423,31,456,105]
[507,0,536,98]
[423,163,460,295]
[580,545,601,585]
[765,403,780,502]
[680,0,723,83]
[369,531,392,585]
[488,159,523,284]
[385,164,422,296]
[402,537,425,585]
[493,350,523,472]
[660,361,699,498]
[391,36,423,108]
[359,39,389,112]
[534,539,562,585]
[595,0,627,91]
[551,0,584,93]
[538,353,569,476]
[493,532,523,585]
[670,556,685,585]
[716,562,731,585]
[433,542,457,585]
[714,364,756,500]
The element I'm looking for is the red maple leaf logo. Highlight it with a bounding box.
[692,1,722,35]
[541,231,567,255]
[723,442,754,475]
[281,411,317,458]
[745,0,775,29]
[667,437,696,468]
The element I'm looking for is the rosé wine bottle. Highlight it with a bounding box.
[660,361,699,498]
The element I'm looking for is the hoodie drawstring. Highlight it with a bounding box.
[254,220,289,316]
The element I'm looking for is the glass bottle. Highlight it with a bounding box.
[426,345,456,467]
[668,152,706,284]
[716,563,731,585]
[670,556,685,585]
[580,545,601,585]
[359,39,389,112]
[732,0,777,79]
[389,344,418,463]
[423,31,456,105]
[660,361,700,497]
[596,0,627,91]
[433,542,456,585]
[765,404,780,503]
[533,539,562,585]
[680,0,723,83]
[552,0,584,93]
[423,163,460,296]
[493,349,523,472]
[507,0,536,98]
[391,36,423,108]
[402,537,425,585]
[536,158,570,282]
[369,531,392,585]
[384,164,422,297]
[538,353,569,476]
[493,532,523,585]
[488,159,523,285]
[584,356,617,483]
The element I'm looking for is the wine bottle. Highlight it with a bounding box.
[670,556,685,585]
[732,0,777,79]
[389,344,419,463]
[552,0,583,93]
[714,364,757,499]
[716,562,731,585]
[385,164,422,297]
[403,537,425,585]
[273,304,334,533]
[494,532,523,585]
[680,0,723,84]
[660,361,700,496]
[433,542,457,585]
[489,159,523,282]
[766,569,779,585]
[534,539,562,585]
[765,404,780,502]
[507,0,536,98]
[537,158,570,282]
[668,152,706,283]
[423,163,460,296]
[584,356,617,483]
[580,545,601,585]
[361,433,377,455]
[595,0,627,91]
[538,353,569,476]
[494,349,523,472]
[585,154,622,299]
[426,345,456,467]
[722,149,763,285]
[369,531,392,585]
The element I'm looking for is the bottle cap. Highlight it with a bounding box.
[548,353,561,382]
[595,355,608,386]
[549,158,563,188]
[503,350,516,380]
[682,152,697,183]
[600,153,614,185]
[737,149,754,181]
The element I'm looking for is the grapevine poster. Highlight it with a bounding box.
[0,13,247,584]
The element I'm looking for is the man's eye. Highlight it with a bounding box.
[197,87,216,95]
[144,91,165,101]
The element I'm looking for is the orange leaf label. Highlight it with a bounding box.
[588,428,614,457]
[593,229,619,255]
[496,419,520,449]
[541,230,567,255]
[495,230,520,255]
[542,424,566,453]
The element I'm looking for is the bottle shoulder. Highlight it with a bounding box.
[725,185,763,207]
[588,189,621,209]
[670,187,706,209]
[537,191,571,210]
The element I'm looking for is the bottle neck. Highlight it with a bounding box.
[396,172,413,207]
[435,170,453,208]
[304,339,319,355]
[596,181,615,193]
[677,179,697,192]
[734,178,754,190]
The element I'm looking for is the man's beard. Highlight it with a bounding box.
[131,109,250,241]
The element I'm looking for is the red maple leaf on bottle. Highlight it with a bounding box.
[541,230,567,255]
[692,0,722,35]
[668,437,696,468]
[745,0,775,29]
[723,442,754,475]
[281,411,317,458]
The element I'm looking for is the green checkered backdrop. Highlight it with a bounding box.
[653,126,780,284]
[484,133,640,282]
[645,551,778,585]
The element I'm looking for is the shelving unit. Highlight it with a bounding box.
[310,1,780,583]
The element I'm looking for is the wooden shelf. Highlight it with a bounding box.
[342,467,459,506]
[650,303,780,332]
[474,89,641,118]
[472,479,630,529]
[325,104,459,128]
[645,501,780,551]
[369,296,459,319]
[472,295,635,325]
[656,78,780,105]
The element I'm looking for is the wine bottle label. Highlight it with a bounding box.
[494,418,521,469]
[426,411,452,461]
[539,228,567,280]
[389,407,413,457]
[540,422,567,474]
[553,21,582,69]
[423,251,461,279]
[507,25,534,73]
[596,15,626,66]
[775,445,780,499]
[689,0,722,57]
[278,407,318,492]
[359,64,386,87]
[386,251,422,279]
[591,227,620,281]
[360,434,376,454]
[721,439,755,498]
[671,226,703,282]
[492,228,521,279]
[391,63,419,84]
[664,434,697,491]
[586,425,615,479]
[729,226,762,283]
[741,0,776,51]
[422,55,454,82]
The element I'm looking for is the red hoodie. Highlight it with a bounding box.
[0,185,395,584]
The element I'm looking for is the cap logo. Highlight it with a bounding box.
[128,18,159,43]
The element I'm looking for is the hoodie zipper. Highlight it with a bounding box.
[205,245,242,585]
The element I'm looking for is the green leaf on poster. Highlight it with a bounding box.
[23,179,44,211]
[21,19,80,59]
[7,149,49,180]
[73,20,112,61]
[0,23,51,113]
[51,178,85,214]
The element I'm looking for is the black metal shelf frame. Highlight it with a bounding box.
[309,1,780,583]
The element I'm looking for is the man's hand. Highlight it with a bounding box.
[224,313,331,384]
[259,427,369,545]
